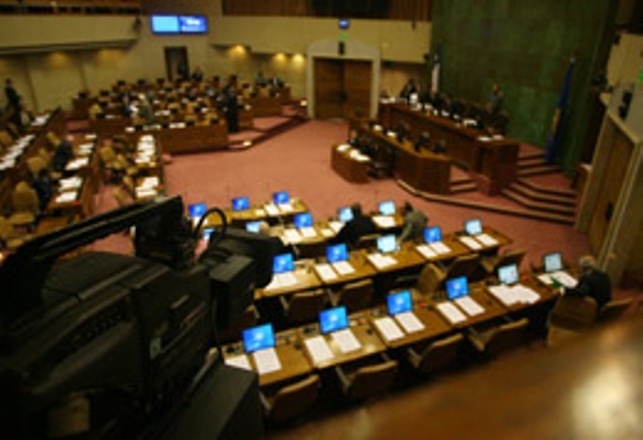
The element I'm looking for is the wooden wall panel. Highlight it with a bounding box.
[314,58,343,119]
[344,60,372,119]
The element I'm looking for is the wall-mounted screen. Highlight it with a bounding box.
[151,15,208,35]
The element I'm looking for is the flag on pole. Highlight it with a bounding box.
[545,58,575,164]
[430,43,441,94]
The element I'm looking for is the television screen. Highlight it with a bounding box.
[273,253,294,274]
[242,323,276,354]
[294,212,313,228]
[446,276,469,300]
[464,218,483,235]
[246,221,262,233]
[319,306,349,334]
[179,15,207,34]
[498,263,519,285]
[544,252,563,273]
[188,202,206,218]
[232,196,250,212]
[387,290,413,316]
[423,226,442,243]
[151,15,180,34]
[326,243,348,263]
[273,191,290,205]
[377,234,397,254]
[338,206,354,223]
[378,200,396,216]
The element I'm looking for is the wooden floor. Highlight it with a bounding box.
[266,315,643,440]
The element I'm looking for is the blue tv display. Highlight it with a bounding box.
[151,14,208,35]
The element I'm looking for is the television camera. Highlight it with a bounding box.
[0,195,280,439]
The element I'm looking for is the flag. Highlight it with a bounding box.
[545,58,575,164]
[430,43,441,94]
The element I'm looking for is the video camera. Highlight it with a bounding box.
[0,195,280,439]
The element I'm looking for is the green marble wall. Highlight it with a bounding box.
[431,0,616,172]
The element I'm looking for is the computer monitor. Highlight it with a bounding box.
[377,234,397,254]
[319,306,349,334]
[245,221,262,233]
[326,243,348,264]
[273,253,295,274]
[378,200,396,216]
[242,323,276,354]
[464,218,483,235]
[497,263,519,285]
[188,202,206,219]
[543,252,563,273]
[273,190,290,205]
[446,276,469,300]
[423,226,442,243]
[294,212,313,228]
[232,196,250,212]
[337,205,354,223]
[387,290,413,316]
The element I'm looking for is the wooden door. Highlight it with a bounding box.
[343,60,371,119]
[165,47,189,82]
[314,58,372,120]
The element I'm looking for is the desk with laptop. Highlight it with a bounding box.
[534,251,578,290]
[413,225,470,262]
[365,234,425,274]
[313,243,377,286]
[456,218,511,253]
[256,252,323,299]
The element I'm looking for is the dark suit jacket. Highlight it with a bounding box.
[334,215,376,249]
[565,269,612,309]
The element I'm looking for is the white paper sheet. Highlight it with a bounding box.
[264,204,279,216]
[367,254,397,269]
[416,244,437,259]
[332,328,362,353]
[372,215,396,228]
[278,203,294,213]
[283,228,302,244]
[328,221,343,233]
[395,311,425,333]
[314,263,338,282]
[299,227,317,238]
[252,348,282,375]
[332,261,355,275]
[436,302,467,324]
[430,242,452,255]
[459,236,483,250]
[304,336,334,364]
[373,317,404,341]
[537,271,577,288]
[225,354,252,371]
[476,233,498,247]
[55,191,78,203]
[454,296,485,316]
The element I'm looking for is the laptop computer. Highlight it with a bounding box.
[377,234,398,254]
[319,306,349,335]
[242,323,281,374]
[460,218,497,249]
[445,276,484,316]
[378,200,396,216]
[337,205,354,223]
[464,218,483,236]
[489,263,541,306]
[326,243,354,275]
[386,289,425,333]
[272,190,290,205]
[232,196,250,212]
[497,263,520,286]
[294,212,316,238]
[266,253,297,289]
[537,252,577,288]
[245,220,262,233]
[543,252,563,273]
[188,202,207,227]
[424,226,442,243]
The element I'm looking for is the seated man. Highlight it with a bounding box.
[397,202,428,244]
[564,255,612,309]
[51,135,74,173]
[334,203,377,249]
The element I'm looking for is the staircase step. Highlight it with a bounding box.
[517,177,577,198]
[518,156,547,168]
[508,182,576,207]
[450,182,477,194]
[518,151,543,161]
[502,188,576,216]
[518,165,560,177]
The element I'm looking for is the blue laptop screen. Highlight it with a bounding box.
[319,306,349,334]
[377,234,397,254]
[202,227,214,240]
[498,264,519,285]
[232,196,250,211]
[387,290,413,316]
[273,191,290,205]
[544,252,563,273]
[188,202,206,218]
[273,253,295,274]
[242,323,276,354]
[446,276,469,300]
[246,221,262,233]
[379,200,396,216]
[423,226,442,243]
[464,218,482,235]
[294,212,313,228]
[338,206,354,223]
[327,243,348,263]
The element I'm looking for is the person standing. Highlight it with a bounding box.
[5,78,23,130]
[398,202,428,243]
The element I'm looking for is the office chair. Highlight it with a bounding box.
[9,181,40,230]
[416,254,481,298]
[597,297,634,324]
[26,155,48,179]
[0,130,14,148]
[468,318,529,358]
[0,215,27,250]
[406,333,465,376]
[259,374,321,424]
[335,356,398,400]
[479,249,526,277]
[546,296,598,347]
[328,278,374,313]
[354,233,379,251]
[279,289,326,324]
[218,305,260,344]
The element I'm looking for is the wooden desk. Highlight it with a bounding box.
[367,306,453,349]
[222,329,313,387]
[450,227,512,255]
[365,242,425,275]
[256,268,323,299]
[484,276,560,314]
[313,250,377,287]
[204,199,310,229]
[359,124,451,194]
[429,284,509,329]
[331,144,370,183]
[412,237,471,263]
[248,96,282,117]
[297,315,387,369]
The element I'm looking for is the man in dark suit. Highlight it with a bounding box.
[334,203,376,249]
[564,255,612,309]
